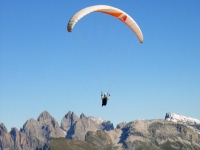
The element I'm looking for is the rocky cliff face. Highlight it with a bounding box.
[1,111,200,150]
[20,111,65,149]
[43,119,200,150]
[107,119,200,149]
[0,111,114,150]
[165,112,200,131]
[0,111,65,150]
[44,114,200,150]
[0,123,32,150]
[61,111,114,140]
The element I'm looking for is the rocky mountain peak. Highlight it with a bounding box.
[80,113,86,119]
[116,122,127,129]
[64,111,78,120]
[37,110,53,122]
[61,111,114,140]
[10,127,18,136]
[0,123,8,135]
[1,111,200,150]
[165,112,200,124]
[71,112,78,118]
[165,112,200,131]
[65,111,72,117]
[17,111,66,149]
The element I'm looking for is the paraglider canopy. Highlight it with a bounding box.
[67,5,143,43]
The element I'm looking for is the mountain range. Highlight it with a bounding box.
[0,111,200,150]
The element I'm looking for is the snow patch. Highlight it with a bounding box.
[88,116,104,124]
[165,113,200,125]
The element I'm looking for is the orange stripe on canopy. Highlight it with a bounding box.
[97,11,123,18]
[67,5,143,43]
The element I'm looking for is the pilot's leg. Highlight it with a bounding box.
[103,98,107,106]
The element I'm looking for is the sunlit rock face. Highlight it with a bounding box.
[165,113,200,124]
[165,112,200,131]
[0,111,65,150]
[60,111,114,140]
[1,111,200,150]
[0,123,32,150]
[107,119,200,150]
[20,111,65,149]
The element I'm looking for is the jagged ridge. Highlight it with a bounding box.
[0,111,200,150]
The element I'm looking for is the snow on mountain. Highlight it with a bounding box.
[165,113,200,125]
[88,116,104,124]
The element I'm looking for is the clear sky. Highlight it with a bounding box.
[1,0,200,131]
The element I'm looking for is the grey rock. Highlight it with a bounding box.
[0,111,65,150]
[0,123,32,150]
[0,123,15,150]
[1,111,200,150]
[60,111,79,139]
[20,111,65,149]
[42,118,200,149]
[116,122,127,129]
[107,119,200,149]
[165,112,200,131]
[61,111,114,140]
[101,121,114,131]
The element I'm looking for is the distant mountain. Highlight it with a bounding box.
[60,111,114,140]
[43,120,200,150]
[0,111,200,150]
[0,111,113,150]
[165,112,200,131]
[0,111,65,150]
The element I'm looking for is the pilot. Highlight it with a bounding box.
[101,92,110,107]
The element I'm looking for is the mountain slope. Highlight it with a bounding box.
[60,111,114,140]
[43,119,200,150]
[1,111,200,150]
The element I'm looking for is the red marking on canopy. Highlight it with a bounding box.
[122,15,127,21]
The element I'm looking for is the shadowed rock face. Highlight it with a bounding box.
[0,111,65,150]
[0,123,32,150]
[107,119,200,150]
[61,111,114,140]
[0,111,114,149]
[20,111,65,149]
[165,112,200,131]
[42,119,200,150]
[0,123,14,149]
[1,111,200,150]
[116,122,127,129]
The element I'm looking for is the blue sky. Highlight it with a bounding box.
[1,0,200,131]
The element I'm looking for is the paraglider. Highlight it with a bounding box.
[101,92,110,107]
[67,5,143,43]
[67,5,143,106]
